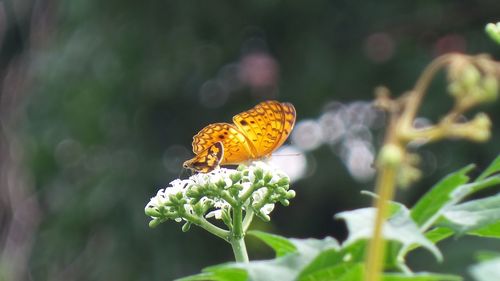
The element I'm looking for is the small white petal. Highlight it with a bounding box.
[261,204,275,215]
[206,210,223,219]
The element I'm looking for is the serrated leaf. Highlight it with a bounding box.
[336,206,442,261]
[476,154,500,181]
[470,257,500,281]
[440,193,500,235]
[382,272,462,281]
[248,230,297,257]
[411,165,473,227]
[411,164,500,232]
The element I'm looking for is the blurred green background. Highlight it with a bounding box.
[0,0,499,280]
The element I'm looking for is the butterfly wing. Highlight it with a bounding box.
[183,141,224,173]
[233,101,296,157]
[274,102,296,150]
[191,123,254,165]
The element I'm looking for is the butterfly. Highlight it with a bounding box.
[183,100,296,173]
[182,141,224,173]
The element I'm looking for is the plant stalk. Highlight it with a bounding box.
[230,206,249,262]
[230,236,249,263]
[365,165,397,281]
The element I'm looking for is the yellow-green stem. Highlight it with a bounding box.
[365,165,397,281]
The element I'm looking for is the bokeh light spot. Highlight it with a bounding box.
[291,119,324,151]
[364,32,395,63]
[433,34,466,56]
[268,145,307,183]
[199,80,229,108]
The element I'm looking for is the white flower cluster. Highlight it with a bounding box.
[145,161,294,227]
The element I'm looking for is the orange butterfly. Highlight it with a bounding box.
[183,100,296,173]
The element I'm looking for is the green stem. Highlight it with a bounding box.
[230,236,249,263]
[230,206,249,262]
[240,182,262,203]
[242,208,255,232]
[365,165,397,281]
[184,213,230,242]
[220,190,238,207]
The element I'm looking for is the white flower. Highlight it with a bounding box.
[205,199,230,219]
[145,161,294,226]
[247,161,290,184]
[191,168,238,187]
[252,187,268,203]
[261,204,275,215]
[145,178,190,211]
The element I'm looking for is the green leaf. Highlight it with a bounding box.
[298,263,364,281]
[410,161,500,232]
[183,236,340,281]
[248,230,297,257]
[439,193,500,235]
[477,154,500,181]
[410,165,473,227]
[298,248,344,279]
[424,227,454,244]
[336,264,364,281]
[405,227,453,256]
[298,240,366,280]
[176,267,247,281]
[474,251,500,262]
[382,272,462,281]
[336,206,442,261]
[468,221,500,238]
[470,257,500,281]
[237,236,339,281]
[288,236,340,259]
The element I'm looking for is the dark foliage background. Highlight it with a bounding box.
[0,0,499,280]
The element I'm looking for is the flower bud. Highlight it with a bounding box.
[277,177,290,186]
[462,65,481,88]
[280,199,290,206]
[378,144,404,167]
[182,222,192,232]
[286,190,296,199]
[482,75,498,102]
[468,113,492,142]
[485,22,500,44]
[256,211,271,222]
[216,179,227,189]
[253,168,264,181]
[230,173,243,183]
[264,172,273,183]
[145,207,161,217]
[447,82,462,97]
[149,219,162,228]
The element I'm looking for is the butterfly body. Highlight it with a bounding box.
[184,100,296,173]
